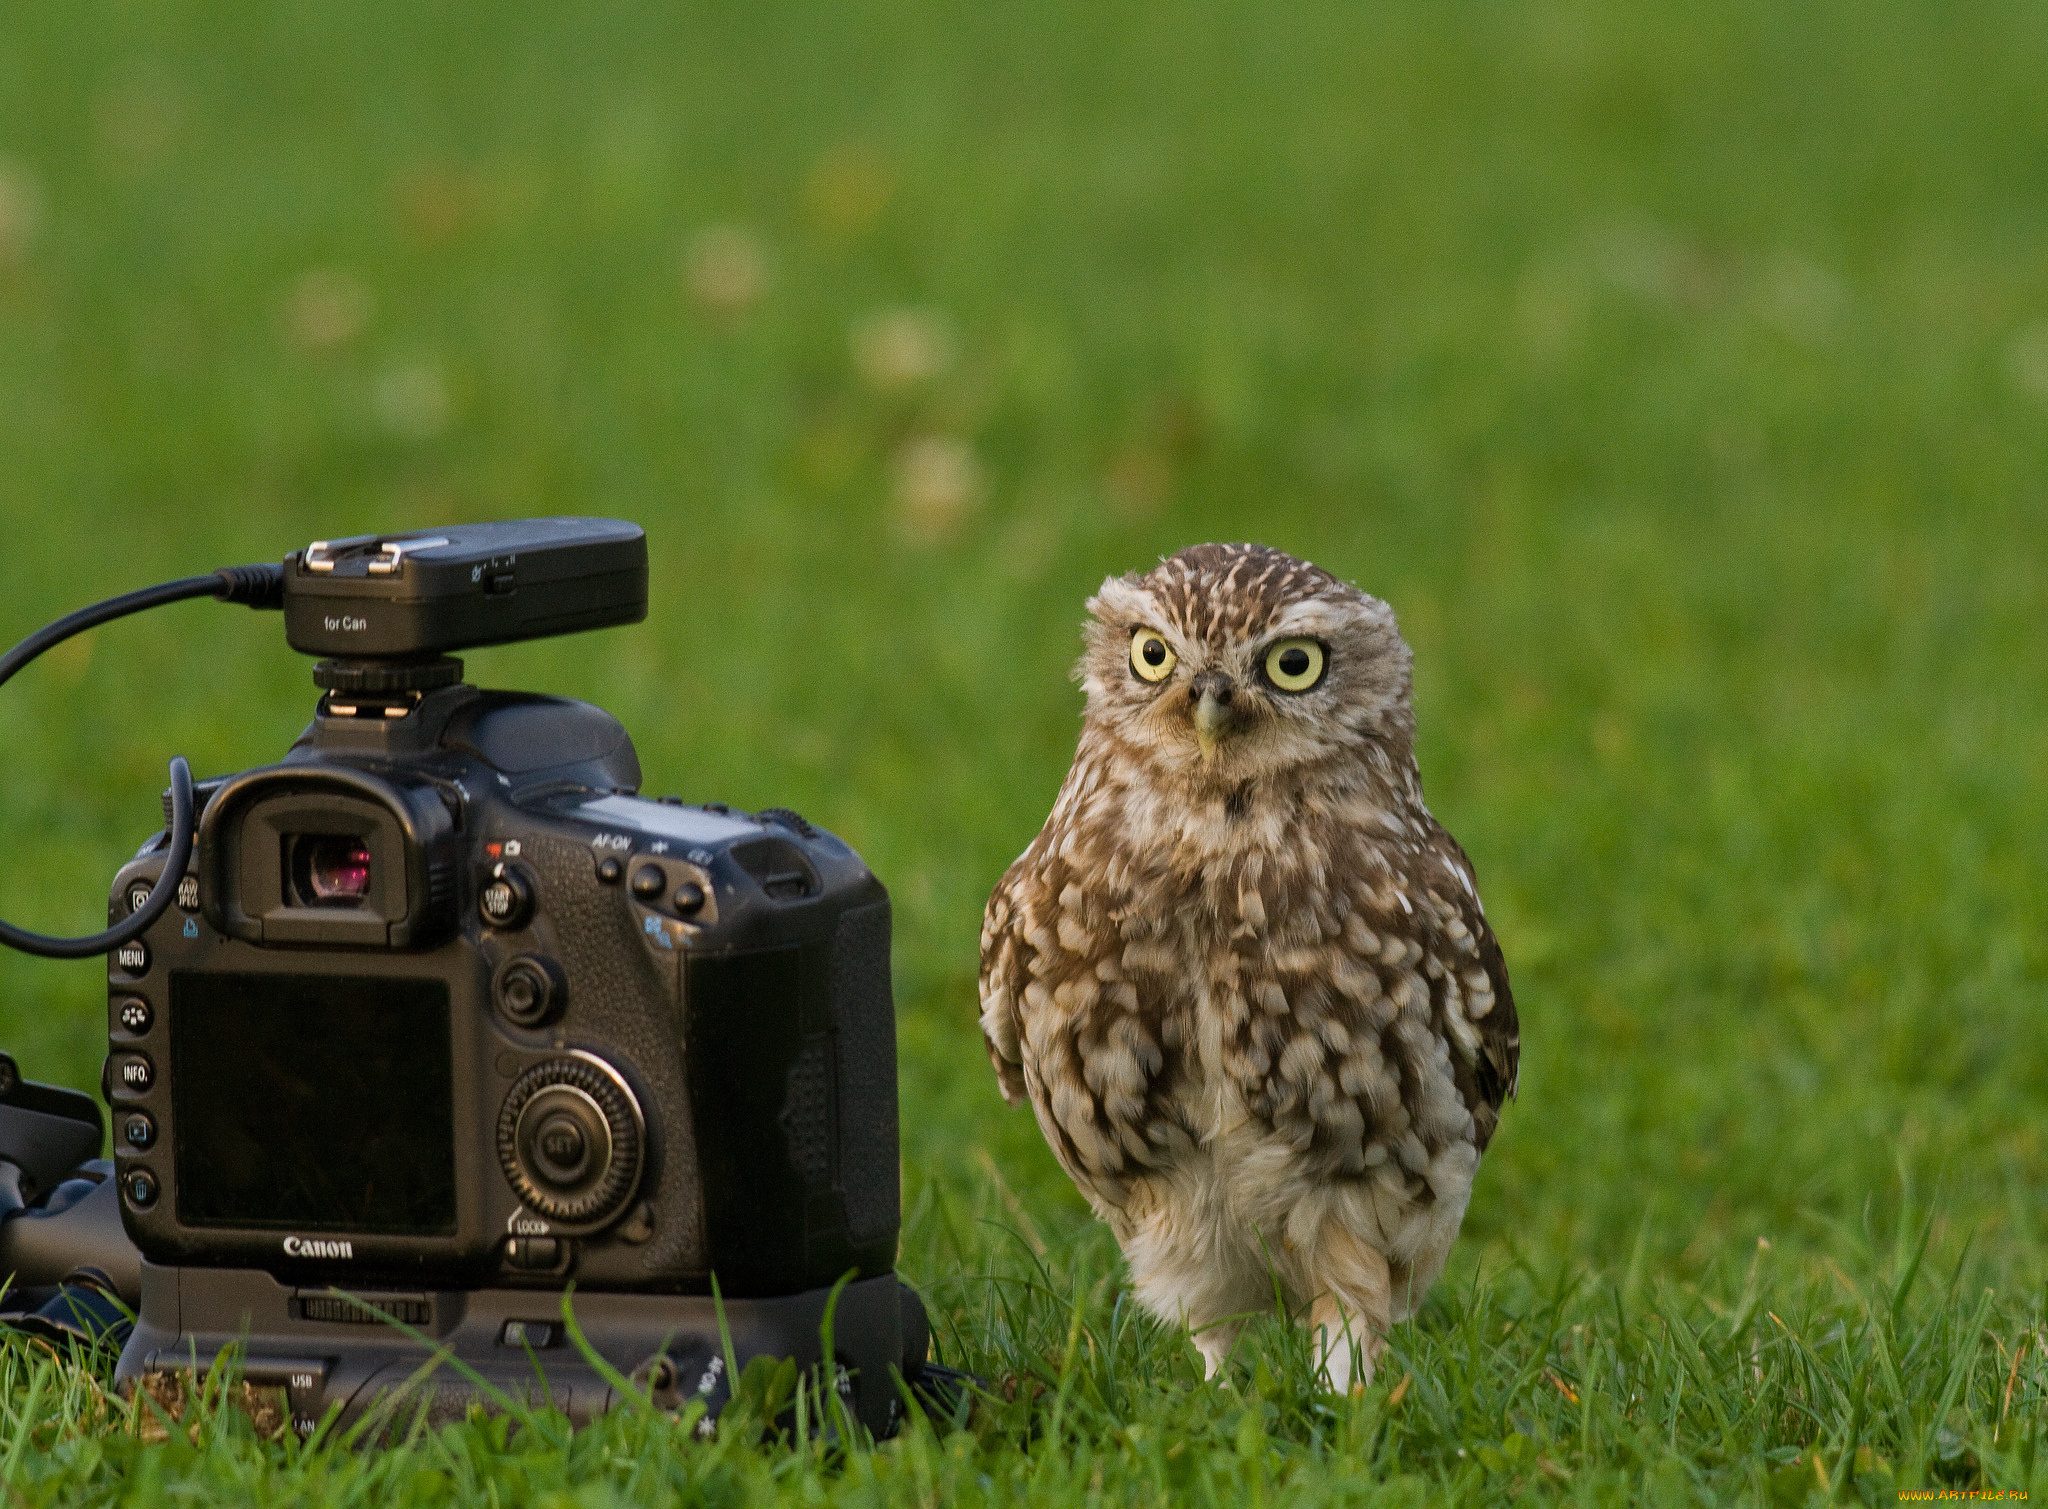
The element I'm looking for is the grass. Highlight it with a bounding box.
[2,0,2047,1500]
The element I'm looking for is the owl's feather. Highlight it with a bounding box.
[980,543,1517,1387]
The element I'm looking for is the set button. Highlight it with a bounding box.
[534,1114,590,1183]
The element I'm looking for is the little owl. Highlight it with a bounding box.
[979,543,1517,1389]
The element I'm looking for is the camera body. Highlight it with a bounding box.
[78,521,917,1432]
[106,687,900,1298]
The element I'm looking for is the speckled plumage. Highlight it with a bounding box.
[979,544,1518,1387]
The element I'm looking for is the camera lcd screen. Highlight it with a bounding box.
[169,972,457,1235]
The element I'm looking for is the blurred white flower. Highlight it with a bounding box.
[0,159,43,264]
[852,307,958,391]
[1513,257,1592,364]
[1590,214,1715,309]
[1756,252,1848,345]
[93,62,183,172]
[891,435,981,541]
[685,225,769,315]
[281,267,374,351]
[2006,324,2048,403]
[373,362,451,440]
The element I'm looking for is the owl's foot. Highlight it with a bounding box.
[1305,1224,1392,1393]
[1309,1298,1381,1392]
[1191,1319,1242,1380]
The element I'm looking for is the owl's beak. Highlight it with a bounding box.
[1191,674,1240,757]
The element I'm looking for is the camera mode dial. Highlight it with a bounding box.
[497,1053,644,1231]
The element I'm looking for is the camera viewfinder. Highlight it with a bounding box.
[289,834,374,907]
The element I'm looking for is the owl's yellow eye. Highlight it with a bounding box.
[1130,628,1177,683]
[1262,637,1326,692]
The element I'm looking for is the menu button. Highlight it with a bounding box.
[114,941,150,977]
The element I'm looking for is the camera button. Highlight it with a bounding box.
[177,873,200,912]
[500,1319,559,1347]
[113,940,150,978]
[113,1052,154,1094]
[478,865,535,930]
[502,1236,561,1271]
[126,882,155,915]
[493,956,565,1028]
[618,1201,655,1244]
[123,1169,159,1210]
[629,865,665,900]
[673,882,706,916]
[122,1112,157,1151]
[534,1114,590,1183]
[595,856,624,885]
[116,997,153,1035]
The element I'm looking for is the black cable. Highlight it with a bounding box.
[0,565,284,959]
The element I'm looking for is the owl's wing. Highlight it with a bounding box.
[977,857,1033,1106]
[978,838,1180,1210]
[1429,831,1519,1148]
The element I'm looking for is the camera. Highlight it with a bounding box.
[0,520,930,1436]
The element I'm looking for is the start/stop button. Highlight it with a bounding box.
[478,864,535,930]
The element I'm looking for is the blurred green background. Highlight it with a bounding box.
[0,0,2044,1297]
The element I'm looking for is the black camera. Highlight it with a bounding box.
[0,520,929,1436]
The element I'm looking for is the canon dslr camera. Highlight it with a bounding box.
[0,519,928,1435]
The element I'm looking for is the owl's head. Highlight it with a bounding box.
[1078,543,1415,785]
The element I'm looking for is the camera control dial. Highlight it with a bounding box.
[496,1053,644,1230]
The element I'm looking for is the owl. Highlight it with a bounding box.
[978,543,1517,1390]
